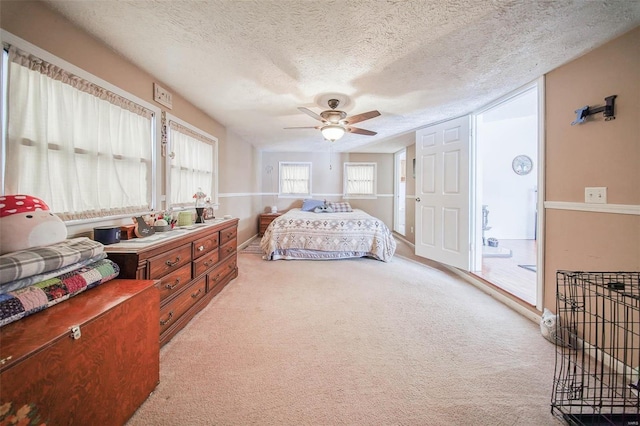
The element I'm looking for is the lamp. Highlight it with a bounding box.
[321,124,345,142]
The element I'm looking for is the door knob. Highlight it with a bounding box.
[416,197,421,202]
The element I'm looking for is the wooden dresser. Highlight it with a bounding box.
[259,212,281,236]
[105,219,239,346]
[0,279,159,425]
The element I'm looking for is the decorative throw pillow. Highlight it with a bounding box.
[301,199,325,212]
[313,205,334,213]
[327,201,353,212]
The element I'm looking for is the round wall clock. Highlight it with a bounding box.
[512,155,533,175]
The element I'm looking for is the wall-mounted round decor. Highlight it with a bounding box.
[512,155,533,175]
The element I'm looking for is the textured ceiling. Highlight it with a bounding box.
[43,0,640,153]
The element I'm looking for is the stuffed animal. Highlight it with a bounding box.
[0,195,67,255]
[540,308,559,344]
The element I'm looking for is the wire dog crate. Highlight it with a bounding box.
[552,271,640,425]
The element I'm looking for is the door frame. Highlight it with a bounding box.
[394,148,406,235]
[470,77,546,311]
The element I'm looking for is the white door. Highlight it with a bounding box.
[415,116,471,270]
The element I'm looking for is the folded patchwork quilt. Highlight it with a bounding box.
[0,237,104,285]
[0,258,120,327]
[0,253,108,294]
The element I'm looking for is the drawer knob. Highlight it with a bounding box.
[191,289,202,298]
[166,279,180,290]
[160,311,174,326]
[198,245,205,251]
[204,260,213,267]
[165,257,181,267]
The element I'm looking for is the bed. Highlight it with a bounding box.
[260,202,396,262]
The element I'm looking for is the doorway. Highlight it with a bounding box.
[394,149,407,236]
[472,84,540,306]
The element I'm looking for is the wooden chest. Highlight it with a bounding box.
[0,279,159,426]
[105,219,239,346]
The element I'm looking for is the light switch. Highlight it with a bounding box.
[153,83,173,109]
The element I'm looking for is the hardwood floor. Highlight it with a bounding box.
[473,239,537,305]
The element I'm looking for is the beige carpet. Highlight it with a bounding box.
[127,252,561,426]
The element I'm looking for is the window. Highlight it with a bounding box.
[166,113,217,208]
[2,37,158,221]
[279,162,311,198]
[344,162,377,198]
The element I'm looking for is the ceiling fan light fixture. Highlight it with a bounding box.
[321,124,345,142]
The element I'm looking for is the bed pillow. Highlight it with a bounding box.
[301,199,325,211]
[327,201,353,212]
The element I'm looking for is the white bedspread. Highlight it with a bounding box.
[260,208,396,262]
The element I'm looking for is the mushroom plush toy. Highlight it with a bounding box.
[0,195,68,255]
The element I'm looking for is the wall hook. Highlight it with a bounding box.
[571,95,617,125]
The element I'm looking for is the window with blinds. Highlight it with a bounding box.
[343,162,377,198]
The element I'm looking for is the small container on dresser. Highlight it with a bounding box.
[104,219,239,346]
[259,212,282,236]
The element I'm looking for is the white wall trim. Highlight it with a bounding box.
[545,201,640,216]
[221,192,395,198]
[219,192,258,198]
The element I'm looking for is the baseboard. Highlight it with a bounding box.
[238,234,259,250]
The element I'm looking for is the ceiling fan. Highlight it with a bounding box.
[285,99,380,142]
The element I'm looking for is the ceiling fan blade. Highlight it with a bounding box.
[347,126,377,136]
[344,110,380,125]
[298,107,324,122]
[284,126,321,129]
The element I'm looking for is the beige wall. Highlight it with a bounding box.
[1,1,260,244]
[543,26,640,310]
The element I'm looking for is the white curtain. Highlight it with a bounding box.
[169,122,214,206]
[280,163,310,196]
[345,163,376,196]
[5,46,153,220]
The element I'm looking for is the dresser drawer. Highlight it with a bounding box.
[193,249,219,278]
[148,244,192,279]
[220,226,237,245]
[155,263,192,302]
[208,255,238,292]
[219,238,237,259]
[192,233,219,260]
[159,276,206,335]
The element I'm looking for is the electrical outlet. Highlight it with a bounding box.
[410,226,414,233]
[153,83,173,109]
[585,187,607,204]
